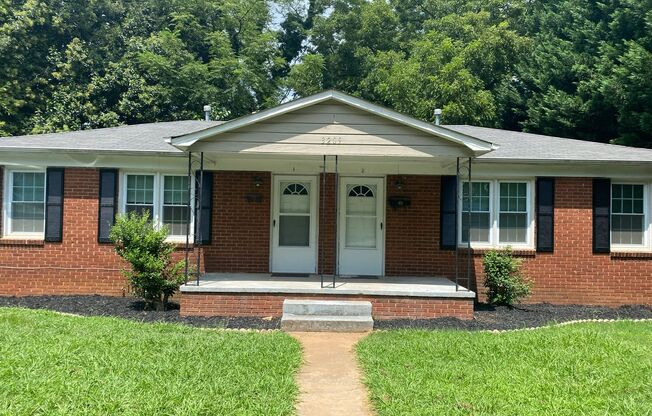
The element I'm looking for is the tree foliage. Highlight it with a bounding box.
[1,0,651,147]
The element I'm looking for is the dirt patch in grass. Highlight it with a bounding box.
[376,303,652,330]
[0,295,280,329]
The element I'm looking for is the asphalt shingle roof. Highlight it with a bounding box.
[0,120,650,164]
[443,125,652,163]
[0,120,222,154]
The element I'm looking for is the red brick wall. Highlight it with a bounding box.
[384,175,651,306]
[511,178,652,305]
[0,168,126,295]
[0,167,199,296]
[180,292,473,320]
[0,168,649,307]
[202,171,271,273]
[318,173,336,275]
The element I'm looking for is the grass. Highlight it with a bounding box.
[357,321,652,415]
[0,307,302,416]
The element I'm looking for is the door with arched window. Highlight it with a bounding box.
[338,177,385,276]
[271,175,318,274]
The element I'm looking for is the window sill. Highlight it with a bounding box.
[457,247,537,257]
[0,237,45,246]
[610,251,652,259]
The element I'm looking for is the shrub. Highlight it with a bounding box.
[482,248,532,306]
[109,211,187,310]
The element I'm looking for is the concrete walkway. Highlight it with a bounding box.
[291,332,373,416]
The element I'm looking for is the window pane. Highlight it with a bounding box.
[611,184,645,245]
[163,176,189,205]
[612,215,644,245]
[461,212,490,243]
[125,204,153,219]
[499,213,528,243]
[346,185,376,215]
[280,182,310,214]
[498,182,528,243]
[161,176,190,236]
[279,215,310,246]
[346,217,376,248]
[126,175,154,205]
[163,206,189,236]
[10,172,45,233]
[11,202,45,233]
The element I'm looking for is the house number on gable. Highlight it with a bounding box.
[321,136,342,144]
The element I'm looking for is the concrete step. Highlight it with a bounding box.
[281,314,374,332]
[282,299,372,317]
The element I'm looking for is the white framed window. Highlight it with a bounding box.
[611,183,649,250]
[459,179,534,248]
[162,175,190,237]
[120,172,193,241]
[3,169,47,239]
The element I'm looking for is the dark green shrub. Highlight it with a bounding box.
[482,248,532,306]
[109,211,186,310]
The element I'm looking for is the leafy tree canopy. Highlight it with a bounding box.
[1,0,651,148]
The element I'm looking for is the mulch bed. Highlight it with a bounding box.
[374,303,652,331]
[0,295,280,330]
[0,295,650,331]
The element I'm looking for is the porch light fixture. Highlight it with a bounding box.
[394,177,406,190]
[253,175,263,188]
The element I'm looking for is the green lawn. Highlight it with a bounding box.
[357,322,652,416]
[0,308,302,416]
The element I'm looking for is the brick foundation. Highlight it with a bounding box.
[180,292,474,320]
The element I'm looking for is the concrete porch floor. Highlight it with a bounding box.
[180,273,476,299]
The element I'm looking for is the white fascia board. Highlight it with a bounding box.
[170,90,497,155]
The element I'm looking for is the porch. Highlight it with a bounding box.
[180,274,475,320]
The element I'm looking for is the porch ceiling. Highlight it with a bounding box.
[180,273,476,299]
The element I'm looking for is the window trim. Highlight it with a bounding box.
[458,179,535,249]
[119,172,194,242]
[610,182,650,252]
[3,168,47,240]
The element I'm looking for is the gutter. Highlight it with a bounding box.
[474,157,652,166]
[0,147,185,157]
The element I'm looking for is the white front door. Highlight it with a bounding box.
[271,175,318,274]
[338,177,384,276]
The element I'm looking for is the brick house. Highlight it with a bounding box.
[0,90,650,319]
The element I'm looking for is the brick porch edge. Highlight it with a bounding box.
[180,292,474,320]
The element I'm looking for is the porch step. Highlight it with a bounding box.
[281,300,373,332]
[283,299,372,316]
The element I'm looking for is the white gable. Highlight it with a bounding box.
[171,90,496,159]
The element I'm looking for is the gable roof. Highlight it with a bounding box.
[444,125,652,164]
[169,90,496,155]
[0,120,222,155]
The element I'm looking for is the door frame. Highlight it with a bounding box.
[337,176,386,276]
[269,174,319,274]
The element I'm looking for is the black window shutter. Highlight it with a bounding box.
[593,178,611,253]
[440,175,457,250]
[195,171,213,245]
[98,169,118,243]
[45,168,64,242]
[536,177,555,252]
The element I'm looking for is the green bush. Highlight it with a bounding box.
[109,211,186,310]
[482,248,532,306]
